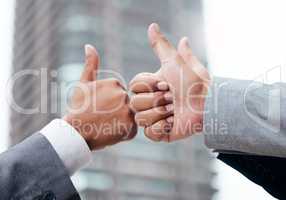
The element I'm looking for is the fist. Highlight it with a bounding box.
[64,45,137,150]
[129,73,174,142]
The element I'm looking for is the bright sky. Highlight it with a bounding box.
[204,0,286,82]
[0,1,283,199]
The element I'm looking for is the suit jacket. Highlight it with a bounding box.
[204,77,286,158]
[0,133,80,200]
[219,153,286,199]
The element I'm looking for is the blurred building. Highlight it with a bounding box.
[11,0,215,199]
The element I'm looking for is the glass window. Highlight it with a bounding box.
[114,141,178,162]
[73,171,114,191]
[58,63,83,82]
[63,15,102,32]
[118,176,176,195]
[57,63,83,115]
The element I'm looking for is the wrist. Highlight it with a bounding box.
[199,78,211,130]
[63,115,92,149]
[193,80,210,133]
[41,119,92,174]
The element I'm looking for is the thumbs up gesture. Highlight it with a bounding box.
[130,23,210,142]
[64,45,137,150]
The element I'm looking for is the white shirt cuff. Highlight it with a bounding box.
[41,119,92,175]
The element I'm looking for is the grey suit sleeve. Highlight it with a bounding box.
[203,77,286,158]
[0,133,80,200]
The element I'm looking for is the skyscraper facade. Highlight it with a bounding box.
[11,0,215,199]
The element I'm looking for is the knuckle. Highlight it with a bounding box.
[154,91,164,102]
[129,79,139,92]
[122,105,131,117]
[154,106,167,114]
[108,78,121,86]
[129,95,139,109]
[129,73,159,93]
[130,95,136,104]
[119,91,129,103]
[134,113,141,123]
[154,91,162,98]
[121,90,128,97]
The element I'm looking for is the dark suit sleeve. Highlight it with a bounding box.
[0,133,80,200]
[218,153,286,200]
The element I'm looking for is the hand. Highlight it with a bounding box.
[130,23,210,142]
[64,45,137,150]
[129,73,174,136]
[129,73,173,125]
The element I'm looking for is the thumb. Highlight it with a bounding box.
[148,23,177,65]
[80,44,100,82]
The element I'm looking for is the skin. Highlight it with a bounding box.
[64,45,137,150]
[129,23,210,142]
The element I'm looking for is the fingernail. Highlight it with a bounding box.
[157,81,169,91]
[166,116,174,123]
[164,92,173,102]
[165,104,174,112]
[85,44,93,55]
[151,23,160,33]
[182,37,190,48]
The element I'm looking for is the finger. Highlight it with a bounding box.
[148,23,177,64]
[177,37,193,64]
[178,37,209,80]
[157,81,169,90]
[130,91,173,112]
[135,104,173,127]
[166,116,174,123]
[164,92,173,102]
[144,119,173,142]
[129,72,166,93]
[80,44,100,82]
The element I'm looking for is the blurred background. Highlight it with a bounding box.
[1,0,285,199]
